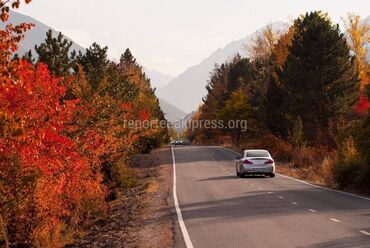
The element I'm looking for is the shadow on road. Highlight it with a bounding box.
[178,187,370,222]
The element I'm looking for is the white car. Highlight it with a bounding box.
[236,149,275,178]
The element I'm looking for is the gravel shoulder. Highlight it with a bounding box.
[67,147,174,248]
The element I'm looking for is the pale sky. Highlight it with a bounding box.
[18,0,370,77]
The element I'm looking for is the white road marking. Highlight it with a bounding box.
[330,218,341,223]
[258,187,263,190]
[267,191,273,194]
[291,202,298,205]
[171,147,194,248]
[360,230,370,236]
[222,146,370,201]
[278,196,284,199]
[308,209,317,213]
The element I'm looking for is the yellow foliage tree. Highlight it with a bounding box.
[342,13,370,91]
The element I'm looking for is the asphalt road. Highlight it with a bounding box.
[172,146,370,248]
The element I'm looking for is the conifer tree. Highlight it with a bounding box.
[278,11,359,144]
[77,42,109,90]
[35,30,76,77]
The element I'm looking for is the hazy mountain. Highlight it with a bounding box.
[144,68,174,89]
[158,98,187,123]
[173,111,196,132]
[0,10,85,57]
[156,22,286,112]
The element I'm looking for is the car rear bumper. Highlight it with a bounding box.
[240,165,275,174]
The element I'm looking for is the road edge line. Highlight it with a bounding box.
[220,146,370,201]
[171,147,194,248]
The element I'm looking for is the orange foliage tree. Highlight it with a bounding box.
[0,2,106,246]
[0,61,106,246]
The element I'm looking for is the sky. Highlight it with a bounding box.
[18,0,370,77]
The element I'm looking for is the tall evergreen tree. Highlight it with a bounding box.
[278,11,359,144]
[77,42,109,90]
[35,30,76,77]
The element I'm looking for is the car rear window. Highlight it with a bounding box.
[246,151,269,157]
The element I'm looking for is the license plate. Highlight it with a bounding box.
[253,168,265,172]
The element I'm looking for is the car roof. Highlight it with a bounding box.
[244,149,269,152]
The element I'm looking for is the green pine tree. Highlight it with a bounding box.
[35,30,77,77]
[278,11,359,144]
[77,42,109,90]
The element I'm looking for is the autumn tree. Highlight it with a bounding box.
[277,11,359,144]
[247,24,281,60]
[265,26,295,136]
[342,13,370,91]
[0,62,106,246]
[217,90,254,144]
[35,30,77,77]
[357,84,370,180]
[0,2,168,246]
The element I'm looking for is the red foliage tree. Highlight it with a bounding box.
[0,61,106,246]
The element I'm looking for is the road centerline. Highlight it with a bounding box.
[330,218,341,223]
[360,230,370,236]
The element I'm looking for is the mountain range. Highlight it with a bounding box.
[143,68,174,89]
[156,22,285,112]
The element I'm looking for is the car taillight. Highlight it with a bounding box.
[243,159,253,165]
[264,159,274,164]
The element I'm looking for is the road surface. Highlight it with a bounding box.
[172,146,370,248]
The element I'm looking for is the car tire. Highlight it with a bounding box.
[269,173,275,178]
[236,171,240,177]
[240,173,245,178]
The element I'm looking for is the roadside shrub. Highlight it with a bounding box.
[332,136,365,189]
[110,160,138,189]
[291,146,327,168]
[249,134,294,162]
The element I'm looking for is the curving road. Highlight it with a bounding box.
[172,146,370,248]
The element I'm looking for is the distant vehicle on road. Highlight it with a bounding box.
[171,139,190,146]
[235,149,275,178]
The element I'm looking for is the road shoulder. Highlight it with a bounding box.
[67,147,174,248]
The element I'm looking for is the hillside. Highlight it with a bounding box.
[158,98,187,123]
[144,68,174,89]
[0,10,85,57]
[156,22,286,112]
